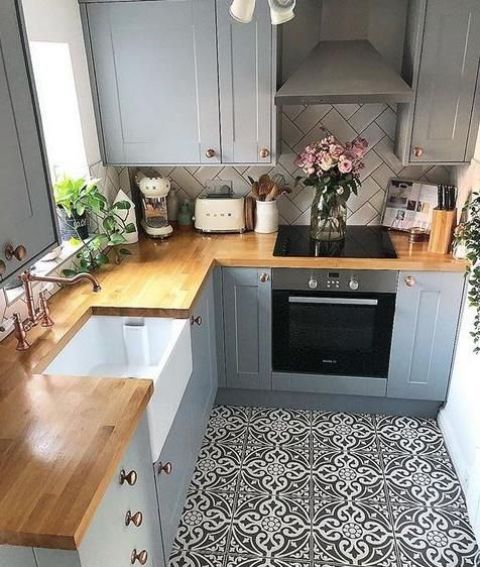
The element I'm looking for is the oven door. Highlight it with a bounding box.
[272,290,396,378]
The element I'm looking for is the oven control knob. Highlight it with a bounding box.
[308,278,318,289]
[349,277,359,291]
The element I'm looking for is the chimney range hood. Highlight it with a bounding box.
[275,40,413,106]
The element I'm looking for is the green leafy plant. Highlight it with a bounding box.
[454,191,480,353]
[54,177,136,276]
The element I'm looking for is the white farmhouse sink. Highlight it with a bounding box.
[44,316,192,461]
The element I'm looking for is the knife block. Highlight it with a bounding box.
[428,209,456,254]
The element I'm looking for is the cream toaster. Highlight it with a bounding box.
[194,195,245,233]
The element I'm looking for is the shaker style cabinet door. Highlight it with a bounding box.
[82,0,221,165]
[216,0,275,164]
[223,268,272,390]
[0,1,57,284]
[408,0,480,164]
[387,272,465,401]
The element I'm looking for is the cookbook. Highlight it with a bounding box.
[381,178,438,232]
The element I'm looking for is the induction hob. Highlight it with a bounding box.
[273,225,397,258]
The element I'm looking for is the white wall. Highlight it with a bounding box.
[21,0,101,166]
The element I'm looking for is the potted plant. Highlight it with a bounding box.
[454,191,480,352]
[295,135,368,241]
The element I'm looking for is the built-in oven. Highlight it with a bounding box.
[272,269,398,379]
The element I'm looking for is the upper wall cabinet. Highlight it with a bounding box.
[0,1,58,286]
[80,0,276,166]
[396,0,480,165]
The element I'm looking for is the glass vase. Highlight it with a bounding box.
[310,189,347,241]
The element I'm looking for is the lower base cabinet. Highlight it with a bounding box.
[154,273,218,560]
[0,415,164,567]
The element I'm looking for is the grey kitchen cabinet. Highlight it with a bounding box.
[155,274,217,561]
[223,268,272,390]
[387,271,465,401]
[81,0,221,166]
[217,0,276,164]
[0,0,58,285]
[0,415,164,567]
[396,0,480,165]
[80,0,276,166]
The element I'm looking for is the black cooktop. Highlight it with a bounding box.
[273,225,397,258]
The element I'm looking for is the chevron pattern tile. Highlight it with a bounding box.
[139,104,452,227]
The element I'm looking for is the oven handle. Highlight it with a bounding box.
[288,296,379,306]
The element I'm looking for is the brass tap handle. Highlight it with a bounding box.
[259,148,270,159]
[0,260,6,277]
[205,149,216,158]
[158,461,173,475]
[131,549,148,565]
[120,469,138,486]
[39,292,54,328]
[190,315,203,327]
[405,275,416,288]
[5,244,27,262]
[125,510,143,528]
[13,313,30,351]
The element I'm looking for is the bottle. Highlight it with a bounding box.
[178,200,193,231]
[167,188,179,222]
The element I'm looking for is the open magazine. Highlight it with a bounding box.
[381,178,438,232]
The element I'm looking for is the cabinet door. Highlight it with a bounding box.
[217,0,274,164]
[0,547,37,567]
[83,0,221,165]
[387,272,465,401]
[410,0,480,163]
[223,268,271,390]
[0,1,57,284]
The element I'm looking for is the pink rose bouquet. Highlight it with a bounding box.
[295,135,368,200]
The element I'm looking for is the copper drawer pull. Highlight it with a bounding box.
[158,461,173,475]
[413,146,424,158]
[205,149,216,158]
[125,510,143,527]
[260,272,270,283]
[131,549,148,565]
[5,243,27,262]
[260,148,270,159]
[405,276,416,288]
[0,260,6,277]
[120,469,137,486]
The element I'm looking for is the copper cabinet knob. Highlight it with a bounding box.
[0,260,6,277]
[125,510,143,527]
[413,146,424,158]
[120,469,137,486]
[190,315,203,326]
[131,549,148,565]
[4,244,27,262]
[259,148,270,159]
[158,461,173,475]
[205,149,216,158]
[405,275,416,287]
[260,272,270,283]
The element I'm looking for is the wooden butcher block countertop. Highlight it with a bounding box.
[0,230,465,551]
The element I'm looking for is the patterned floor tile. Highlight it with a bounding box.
[225,556,309,567]
[190,442,243,492]
[169,550,224,567]
[173,490,235,554]
[312,411,377,452]
[239,444,310,498]
[312,500,397,566]
[383,453,467,510]
[247,407,311,447]
[203,405,250,446]
[376,415,448,456]
[229,493,311,560]
[313,449,385,502]
[392,505,480,567]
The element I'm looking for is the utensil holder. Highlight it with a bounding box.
[428,209,456,254]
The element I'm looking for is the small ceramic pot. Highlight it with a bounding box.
[255,200,279,234]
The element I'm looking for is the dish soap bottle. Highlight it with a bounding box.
[167,187,179,222]
[178,199,193,231]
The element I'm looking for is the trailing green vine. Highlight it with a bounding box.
[455,191,480,353]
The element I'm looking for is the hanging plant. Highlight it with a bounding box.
[454,191,480,353]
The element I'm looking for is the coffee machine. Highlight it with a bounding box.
[136,172,173,238]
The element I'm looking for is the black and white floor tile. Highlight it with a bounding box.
[170,406,480,567]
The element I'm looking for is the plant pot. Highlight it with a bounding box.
[57,207,89,241]
[255,200,279,234]
[310,190,347,241]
